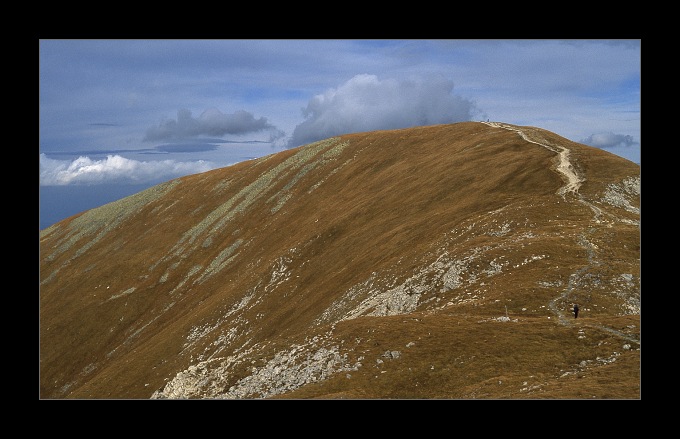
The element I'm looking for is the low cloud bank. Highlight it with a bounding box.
[40,154,218,186]
[580,132,636,149]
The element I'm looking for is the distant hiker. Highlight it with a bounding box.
[573,303,579,319]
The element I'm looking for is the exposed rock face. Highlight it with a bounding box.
[39,122,640,399]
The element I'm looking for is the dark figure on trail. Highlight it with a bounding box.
[573,303,579,319]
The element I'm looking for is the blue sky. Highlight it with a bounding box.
[39,39,641,229]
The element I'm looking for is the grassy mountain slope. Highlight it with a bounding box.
[39,122,640,399]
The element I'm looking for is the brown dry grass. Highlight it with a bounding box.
[39,122,640,399]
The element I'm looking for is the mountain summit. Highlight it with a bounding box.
[39,122,640,399]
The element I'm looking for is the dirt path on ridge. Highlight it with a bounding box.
[482,121,582,197]
[480,122,640,346]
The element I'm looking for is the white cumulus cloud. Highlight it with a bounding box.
[287,74,479,148]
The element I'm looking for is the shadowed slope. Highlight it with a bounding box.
[39,122,640,399]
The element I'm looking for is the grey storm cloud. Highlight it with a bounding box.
[144,108,277,142]
[287,74,479,148]
[580,132,636,149]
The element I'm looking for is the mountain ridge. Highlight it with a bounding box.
[39,121,640,399]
